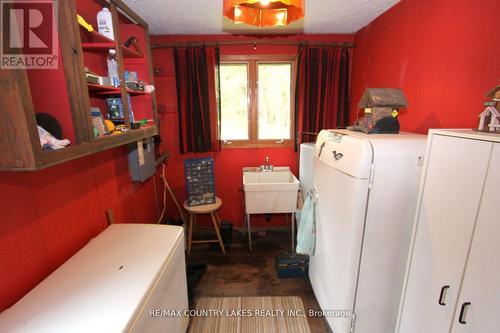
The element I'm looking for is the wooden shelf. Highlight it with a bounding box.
[81,28,114,44]
[124,58,148,65]
[34,126,159,171]
[87,83,147,96]
[0,2,157,171]
[95,124,155,141]
[122,45,143,58]
[87,83,120,93]
[80,28,144,58]
[81,42,116,52]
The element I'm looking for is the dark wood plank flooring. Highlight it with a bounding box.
[187,229,330,332]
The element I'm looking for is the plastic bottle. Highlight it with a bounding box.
[107,49,119,87]
[107,98,120,119]
[97,7,114,40]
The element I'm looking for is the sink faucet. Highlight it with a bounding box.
[260,156,273,171]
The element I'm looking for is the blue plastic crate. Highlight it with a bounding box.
[184,157,216,207]
[275,255,309,279]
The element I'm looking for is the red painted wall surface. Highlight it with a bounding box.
[350,0,500,132]
[6,0,497,313]
[0,33,353,312]
[151,34,354,230]
[0,148,160,311]
[0,0,164,312]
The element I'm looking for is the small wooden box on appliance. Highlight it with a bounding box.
[0,224,189,333]
[396,129,500,333]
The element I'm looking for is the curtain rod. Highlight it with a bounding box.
[151,40,355,49]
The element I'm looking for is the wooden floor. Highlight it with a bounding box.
[188,229,330,333]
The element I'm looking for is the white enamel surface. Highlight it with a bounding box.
[123,0,400,35]
[450,143,500,333]
[396,131,500,333]
[310,129,426,333]
[397,135,491,333]
[299,142,315,196]
[243,167,299,214]
[0,224,188,333]
[315,130,373,179]
[310,157,370,332]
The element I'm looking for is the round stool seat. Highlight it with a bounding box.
[184,197,225,255]
[183,197,222,214]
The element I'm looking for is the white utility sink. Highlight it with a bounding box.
[243,166,299,214]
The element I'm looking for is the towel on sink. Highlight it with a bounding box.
[296,190,316,256]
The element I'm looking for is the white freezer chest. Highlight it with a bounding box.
[0,224,189,333]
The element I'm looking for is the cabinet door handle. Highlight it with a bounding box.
[458,302,471,324]
[438,285,450,305]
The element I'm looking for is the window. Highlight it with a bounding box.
[219,55,295,147]
[220,64,249,141]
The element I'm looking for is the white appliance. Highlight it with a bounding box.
[0,224,189,333]
[310,129,426,333]
[396,129,500,333]
[299,142,316,197]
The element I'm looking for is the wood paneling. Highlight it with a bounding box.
[0,70,36,169]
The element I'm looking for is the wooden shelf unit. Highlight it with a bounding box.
[80,29,144,58]
[0,0,158,171]
[87,83,147,96]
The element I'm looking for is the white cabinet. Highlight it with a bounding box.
[397,130,500,333]
[450,143,500,333]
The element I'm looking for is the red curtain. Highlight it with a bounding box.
[294,46,351,149]
[174,46,221,154]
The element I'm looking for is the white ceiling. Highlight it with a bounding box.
[123,0,400,35]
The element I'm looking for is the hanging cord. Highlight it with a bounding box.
[156,163,168,224]
[152,171,160,221]
[154,159,188,226]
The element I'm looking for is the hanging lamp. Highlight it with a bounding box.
[223,0,304,31]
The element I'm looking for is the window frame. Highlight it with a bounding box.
[220,54,296,148]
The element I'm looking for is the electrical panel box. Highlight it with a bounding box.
[128,138,155,182]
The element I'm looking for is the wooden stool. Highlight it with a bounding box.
[183,197,225,254]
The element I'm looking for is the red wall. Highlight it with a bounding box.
[6,0,497,313]
[0,148,160,311]
[0,0,163,312]
[350,0,500,133]
[0,33,353,312]
[151,34,354,229]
